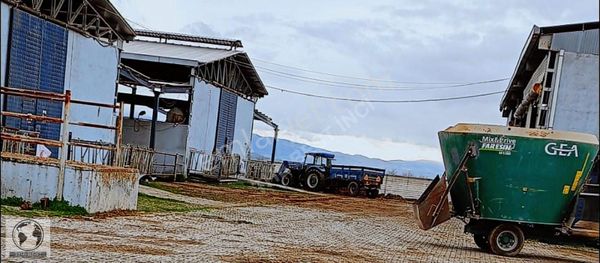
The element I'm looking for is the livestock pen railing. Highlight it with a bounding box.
[187,150,241,180]
[246,160,280,181]
[0,86,133,199]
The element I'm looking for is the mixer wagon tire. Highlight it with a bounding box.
[347,182,360,196]
[488,224,524,257]
[473,234,490,251]
[305,171,323,191]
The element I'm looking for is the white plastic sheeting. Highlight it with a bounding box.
[232,96,255,172]
[187,80,221,154]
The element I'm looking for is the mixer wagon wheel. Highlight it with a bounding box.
[473,234,490,251]
[488,224,525,257]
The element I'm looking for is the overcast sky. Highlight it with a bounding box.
[112,0,599,162]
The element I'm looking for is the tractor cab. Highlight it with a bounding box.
[304,152,335,169]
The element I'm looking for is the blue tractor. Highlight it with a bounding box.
[273,152,386,197]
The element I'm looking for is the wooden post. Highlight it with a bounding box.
[57,90,71,201]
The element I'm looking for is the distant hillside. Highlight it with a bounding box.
[251,134,444,179]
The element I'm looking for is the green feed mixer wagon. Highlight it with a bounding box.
[414,123,598,256]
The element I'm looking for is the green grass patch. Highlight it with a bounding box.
[0,197,88,218]
[0,196,25,206]
[218,181,254,189]
[145,181,183,194]
[137,193,209,213]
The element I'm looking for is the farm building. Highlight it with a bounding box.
[0,0,139,212]
[116,30,269,179]
[500,22,599,228]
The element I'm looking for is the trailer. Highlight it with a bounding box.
[414,123,598,256]
[273,152,385,197]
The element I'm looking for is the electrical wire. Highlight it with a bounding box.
[252,57,508,85]
[265,85,505,103]
[231,58,508,90]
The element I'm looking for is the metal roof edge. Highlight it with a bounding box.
[500,25,540,111]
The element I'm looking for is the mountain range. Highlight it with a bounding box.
[251,134,444,179]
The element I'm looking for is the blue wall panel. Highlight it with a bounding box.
[215,90,238,152]
[5,9,67,156]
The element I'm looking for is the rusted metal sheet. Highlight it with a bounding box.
[412,175,452,230]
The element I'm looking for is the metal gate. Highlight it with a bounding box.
[4,9,68,156]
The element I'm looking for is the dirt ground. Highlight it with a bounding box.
[1,182,598,262]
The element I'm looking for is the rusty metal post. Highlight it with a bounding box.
[114,102,124,166]
[57,90,71,201]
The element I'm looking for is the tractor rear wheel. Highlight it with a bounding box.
[305,171,323,191]
[347,182,360,196]
[488,223,524,256]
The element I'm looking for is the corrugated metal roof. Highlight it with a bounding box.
[551,29,599,55]
[121,40,267,97]
[122,40,241,64]
[500,21,599,113]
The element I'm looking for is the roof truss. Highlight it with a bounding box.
[4,0,125,42]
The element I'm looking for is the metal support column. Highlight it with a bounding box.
[149,89,160,149]
[129,86,137,119]
[271,128,278,163]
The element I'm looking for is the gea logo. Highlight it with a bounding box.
[545,142,578,157]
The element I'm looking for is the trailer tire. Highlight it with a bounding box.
[366,189,379,198]
[280,171,293,187]
[305,171,323,191]
[347,182,360,196]
[474,234,490,251]
[488,224,524,257]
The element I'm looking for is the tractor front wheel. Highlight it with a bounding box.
[280,171,293,187]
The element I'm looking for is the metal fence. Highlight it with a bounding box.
[187,150,241,180]
[246,160,279,181]
[381,175,433,200]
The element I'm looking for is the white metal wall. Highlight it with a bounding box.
[63,31,120,143]
[187,79,221,153]
[552,52,599,138]
[232,96,255,166]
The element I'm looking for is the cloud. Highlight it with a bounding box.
[111,0,599,161]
